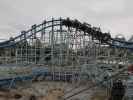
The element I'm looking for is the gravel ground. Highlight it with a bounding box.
[0,81,108,100]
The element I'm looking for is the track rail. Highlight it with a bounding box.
[0,17,132,50]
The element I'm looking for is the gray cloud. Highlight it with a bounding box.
[0,0,132,39]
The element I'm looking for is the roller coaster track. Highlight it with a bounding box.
[0,17,132,92]
[0,17,132,50]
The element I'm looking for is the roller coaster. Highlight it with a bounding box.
[0,17,132,99]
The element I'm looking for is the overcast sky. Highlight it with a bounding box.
[0,0,132,40]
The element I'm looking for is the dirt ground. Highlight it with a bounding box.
[0,81,109,100]
[90,90,109,100]
[0,88,64,100]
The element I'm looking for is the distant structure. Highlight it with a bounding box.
[129,35,133,42]
[115,34,126,41]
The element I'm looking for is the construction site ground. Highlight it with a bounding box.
[0,81,109,100]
